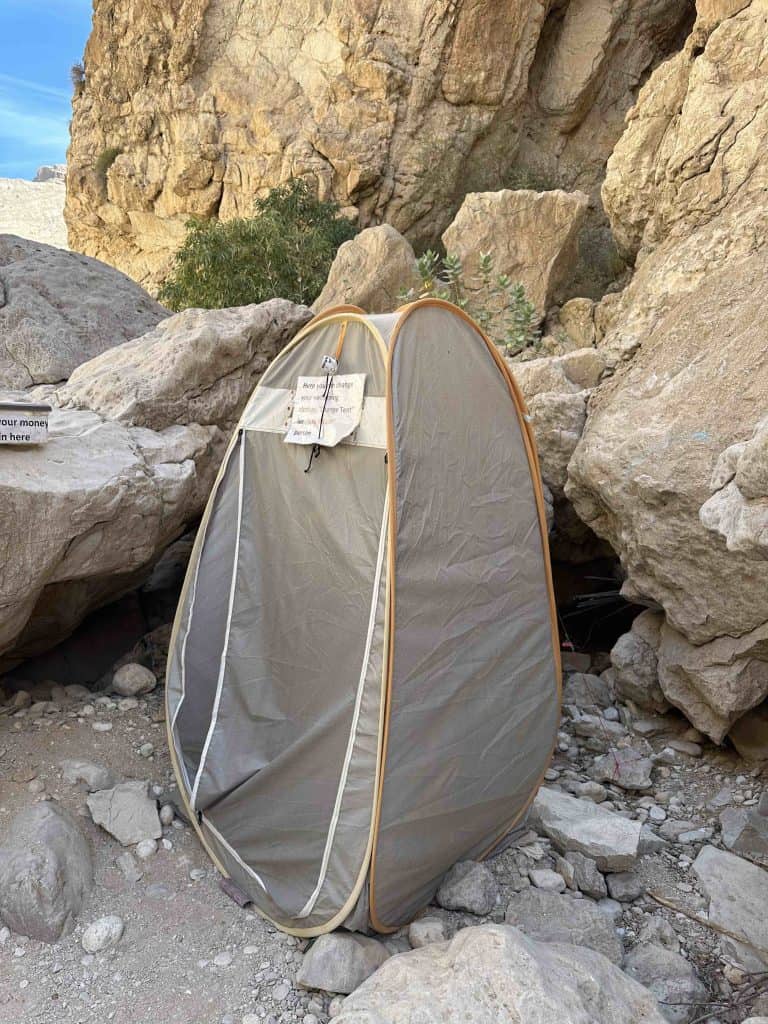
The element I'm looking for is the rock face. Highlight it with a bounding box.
[442,189,589,320]
[65,1,691,284]
[0,802,93,942]
[0,235,167,389]
[334,924,666,1023]
[0,297,310,666]
[312,225,419,314]
[566,2,768,742]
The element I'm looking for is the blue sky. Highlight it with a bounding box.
[0,0,92,179]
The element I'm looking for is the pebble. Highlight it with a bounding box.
[92,721,113,732]
[161,838,173,851]
[138,742,154,758]
[81,915,125,953]
[159,804,175,826]
[649,805,666,823]
[0,927,10,945]
[190,868,206,881]
[118,698,139,711]
[28,777,45,794]
[529,868,566,893]
[136,838,158,859]
[213,951,233,968]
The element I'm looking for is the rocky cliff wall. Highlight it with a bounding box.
[65,0,692,286]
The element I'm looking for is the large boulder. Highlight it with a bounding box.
[566,3,768,741]
[0,801,93,942]
[334,924,667,1023]
[442,189,589,322]
[312,225,420,314]
[0,235,166,388]
[0,298,310,666]
[530,786,641,871]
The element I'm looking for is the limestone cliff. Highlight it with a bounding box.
[65,0,692,286]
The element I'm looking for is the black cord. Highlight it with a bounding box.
[304,373,334,474]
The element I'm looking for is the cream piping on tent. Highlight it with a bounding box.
[165,299,561,937]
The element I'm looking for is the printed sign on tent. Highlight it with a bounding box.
[284,373,366,447]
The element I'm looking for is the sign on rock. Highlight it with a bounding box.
[0,401,51,445]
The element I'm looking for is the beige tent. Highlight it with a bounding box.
[166,298,561,936]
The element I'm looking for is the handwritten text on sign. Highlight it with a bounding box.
[284,374,366,447]
[0,406,50,445]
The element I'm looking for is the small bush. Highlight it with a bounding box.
[400,250,541,358]
[158,180,358,312]
[70,63,85,92]
[95,147,121,189]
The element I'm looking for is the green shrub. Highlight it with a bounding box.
[400,250,541,358]
[95,147,121,189]
[158,180,358,311]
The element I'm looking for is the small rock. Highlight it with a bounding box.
[606,871,644,902]
[529,868,566,893]
[575,781,607,803]
[592,748,653,791]
[10,690,31,709]
[297,933,390,994]
[530,787,641,870]
[92,721,113,732]
[61,759,116,792]
[213,951,233,967]
[720,806,768,868]
[668,739,703,758]
[408,915,451,948]
[87,780,161,845]
[435,860,499,916]
[563,851,607,899]
[159,804,175,826]
[138,742,154,758]
[116,851,143,883]
[81,914,124,953]
[112,663,157,697]
[189,868,206,881]
[135,838,157,860]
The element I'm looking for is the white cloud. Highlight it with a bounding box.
[0,73,70,102]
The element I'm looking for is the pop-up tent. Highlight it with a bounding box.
[166,298,560,936]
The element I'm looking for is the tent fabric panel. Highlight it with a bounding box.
[260,318,387,395]
[192,430,387,926]
[371,305,559,930]
[168,435,243,787]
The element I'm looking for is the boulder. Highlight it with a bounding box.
[297,933,390,994]
[566,4,768,741]
[624,942,707,1024]
[312,226,420,314]
[504,889,623,965]
[693,845,768,972]
[530,786,642,870]
[0,235,166,388]
[611,611,669,713]
[435,861,499,917]
[0,299,310,666]
[605,871,644,903]
[87,781,162,846]
[0,801,93,942]
[334,924,665,1024]
[442,189,589,322]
